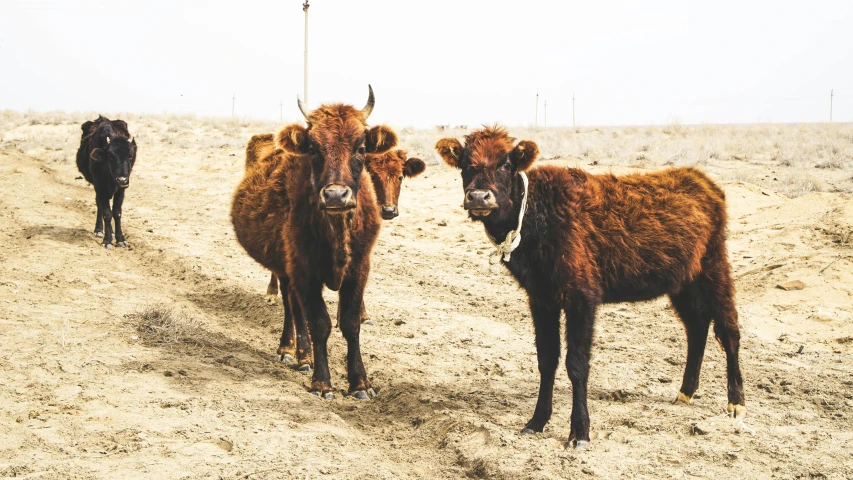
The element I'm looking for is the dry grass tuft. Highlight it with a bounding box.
[129,304,222,351]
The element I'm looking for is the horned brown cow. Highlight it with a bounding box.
[244,135,425,304]
[232,86,396,399]
[436,126,745,448]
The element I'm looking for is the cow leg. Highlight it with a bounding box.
[521,299,561,434]
[293,280,333,398]
[707,265,746,418]
[96,191,114,248]
[112,188,128,247]
[360,300,370,324]
[93,194,104,237]
[275,275,296,364]
[338,274,374,399]
[266,272,280,305]
[564,294,596,449]
[288,286,314,371]
[669,283,712,405]
[334,299,368,328]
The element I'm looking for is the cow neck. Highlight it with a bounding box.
[482,172,529,263]
[322,209,354,290]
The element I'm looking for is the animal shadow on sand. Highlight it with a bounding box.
[21,225,94,246]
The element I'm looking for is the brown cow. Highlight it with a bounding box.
[246,138,425,304]
[436,126,744,448]
[232,86,397,400]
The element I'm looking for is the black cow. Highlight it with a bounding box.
[75,116,137,248]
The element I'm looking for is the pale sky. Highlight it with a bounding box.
[1,0,852,127]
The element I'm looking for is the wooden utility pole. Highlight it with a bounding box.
[572,93,575,127]
[303,1,310,105]
[830,89,834,123]
[535,89,539,126]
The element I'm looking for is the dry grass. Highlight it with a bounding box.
[3,110,851,197]
[398,122,853,198]
[129,304,221,351]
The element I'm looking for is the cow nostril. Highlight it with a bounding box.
[483,192,491,200]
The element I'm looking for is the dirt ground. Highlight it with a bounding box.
[1,116,852,479]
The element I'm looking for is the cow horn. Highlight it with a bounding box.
[106,137,110,144]
[297,95,310,121]
[361,84,375,119]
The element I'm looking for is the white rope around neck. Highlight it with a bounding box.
[485,171,528,264]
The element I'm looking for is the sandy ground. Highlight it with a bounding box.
[1,116,852,479]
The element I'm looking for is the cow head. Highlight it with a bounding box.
[366,149,425,219]
[275,85,397,214]
[436,126,538,223]
[90,134,137,188]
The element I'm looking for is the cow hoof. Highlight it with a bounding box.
[116,241,129,248]
[297,364,312,372]
[368,387,377,398]
[520,428,537,435]
[94,231,104,238]
[572,440,590,450]
[313,391,334,400]
[353,390,370,400]
[264,294,278,305]
[275,354,294,364]
[363,320,374,325]
[673,392,693,405]
[727,403,747,419]
[103,243,113,249]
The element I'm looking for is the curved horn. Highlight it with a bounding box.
[297,94,310,121]
[361,84,375,119]
[106,136,110,144]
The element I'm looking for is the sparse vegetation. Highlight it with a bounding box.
[129,304,221,351]
[3,110,851,198]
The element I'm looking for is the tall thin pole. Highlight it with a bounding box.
[544,100,547,127]
[535,89,539,126]
[572,93,575,127]
[303,1,310,105]
[830,89,833,123]
[232,94,235,119]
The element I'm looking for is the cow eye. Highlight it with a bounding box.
[357,146,366,155]
[501,162,513,171]
[398,175,404,181]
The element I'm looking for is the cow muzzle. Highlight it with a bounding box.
[320,184,355,212]
[116,176,130,188]
[464,189,498,216]
[380,205,399,220]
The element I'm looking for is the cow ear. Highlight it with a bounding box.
[403,157,426,178]
[435,138,463,169]
[90,148,105,162]
[275,125,310,154]
[510,140,539,171]
[366,125,397,154]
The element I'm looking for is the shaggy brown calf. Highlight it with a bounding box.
[436,126,745,448]
[232,87,397,399]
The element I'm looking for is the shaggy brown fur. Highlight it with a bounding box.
[436,126,744,447]
[232,99,396,398]
[244,134,426,302]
